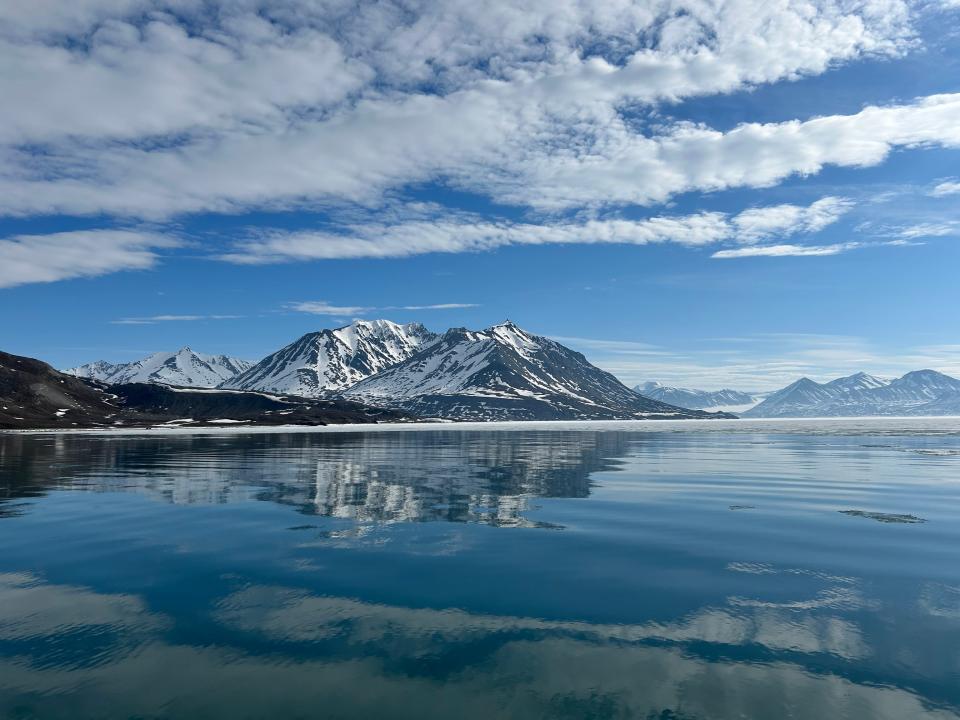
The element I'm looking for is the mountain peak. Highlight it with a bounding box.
[344,322,724,421]
[222,319,439,395]
[902,369,948,380]
[489,320,528,334]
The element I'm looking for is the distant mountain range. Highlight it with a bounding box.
[49,320,726,424]
[637,370,960,417]
[743,370,960,417]
[46,321,960,425]
[635,382,762,412]
[66,348,252,388]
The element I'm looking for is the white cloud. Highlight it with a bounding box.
[394,303,479,311]
[4,91,956,219]
[712,242,862,258]
[930,179,960,197]
[287,301,371,316]
[224,213,731,263]
[732,197,854,244]
[289,301,478,316]
[896,222,959,238]
[110,314,242,325]
[560,333,960,391]
[0,0,922,219]
[0,229,176,288]
[221,197,859,264]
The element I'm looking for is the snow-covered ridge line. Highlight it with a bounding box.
[59,319,729,421]
[221,319,436,396]
[66,347,252,388]
[744,370,960,418]
[342,320,722,421]
[636,381,762,411]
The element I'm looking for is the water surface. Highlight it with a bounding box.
[1,422,960,719]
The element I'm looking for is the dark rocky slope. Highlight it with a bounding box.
[1,351,408,430]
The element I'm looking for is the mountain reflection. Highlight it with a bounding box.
[0,431,628,526]
[2,429,960,718]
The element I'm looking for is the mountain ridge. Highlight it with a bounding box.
[221,319,437,395]
[744,369,960,417]
[344,321,728,421]
[66,348,252,388]
[635,381,759,411]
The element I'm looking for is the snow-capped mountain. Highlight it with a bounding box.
[220,319,437,396]
[744,370,960,417]
[65,348,252,388]
[823,372,890,394]
[635,382,759,411]
[344,321,726,420]
[4,349,403,430]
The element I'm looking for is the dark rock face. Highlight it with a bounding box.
[109,384,409,427]
[0,351,121,429]
[0,351,408,430]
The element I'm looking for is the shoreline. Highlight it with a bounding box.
[5,415,960,436]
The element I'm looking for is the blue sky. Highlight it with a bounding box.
[1,0,959,390]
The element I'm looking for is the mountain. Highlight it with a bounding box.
[344,321,730,421]
[823,372,890,393]
[2,350,408,430]
[744,370,960,418]
[1,351,124,429]
[636,382,759,411]
[221,319,437,396]
[66,348,252,388]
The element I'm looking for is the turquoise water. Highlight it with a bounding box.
[1,424,959,719]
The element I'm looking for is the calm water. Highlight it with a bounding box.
[1,422,960,719]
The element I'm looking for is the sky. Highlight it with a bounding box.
[1,0,959,391]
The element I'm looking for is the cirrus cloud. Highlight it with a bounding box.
[222,197,853,264]
[712,242,862,259]
[288,301,479,317]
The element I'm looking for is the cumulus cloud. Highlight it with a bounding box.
[0,229,177,288]
[0,0,924,219]
[3,92,957,219]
